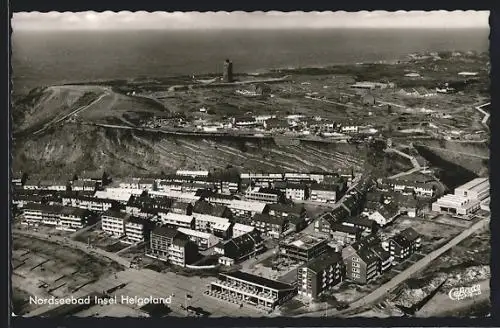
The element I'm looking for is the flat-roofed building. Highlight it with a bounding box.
[101,210,130,237]
[177,227,221,250]
[227,200,268,221]
[285,183,308,201]
[148,190,200,203]
[176,170,209,178]
[309,183,338,203]
[206,271,296,310]
[329,223,362,245]
[245,187,283,204]
[123,216,154,244]
[431,194,480,217]
[22,203,93,231]
[62,194,117,212]
[148,226,199,267]
[158,212,194,229]
[297,251,345,299]
[279,234,328,263]
[454,177,489,201]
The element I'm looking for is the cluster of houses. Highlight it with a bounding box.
[12,169,355,268]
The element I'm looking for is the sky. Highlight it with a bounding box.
[12,11,490,31]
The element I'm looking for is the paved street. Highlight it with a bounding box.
[296,216,490,317]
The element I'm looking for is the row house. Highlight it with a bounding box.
[297,250,345,300]
[389,228,422,263]
[342,216,379,235]
[125,195,174,217]
[62,194,117,212]
[226,200,269,222]
[22,203,93,231]
[251,213,288,239]
[206,193,240,206]
[148,226,199,267]
[12,194,44,209]
[214,230,264,262]
[71,180,97,192]
[177,227,221,251]
[309,183,338,203]
[367,202,400,227]
[148,190,200,203]
[193,200,233,220]
[245,187,284,204]
[158,212,194,229]
[386,179,436,198]
[192,213,232,239]
[101,210,154,244]
[170,201,193,215]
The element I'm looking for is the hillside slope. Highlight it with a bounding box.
[13,124,367,178]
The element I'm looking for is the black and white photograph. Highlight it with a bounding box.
[10,10,491,319]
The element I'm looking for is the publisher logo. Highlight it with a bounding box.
[448,284,481,301]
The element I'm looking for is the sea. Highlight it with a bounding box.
[11,28,489,95]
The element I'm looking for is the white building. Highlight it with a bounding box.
[149,190,200,203]
[176,170,209,178]
[432,194,480,217]
[454,177,489,201]
[340,125,359,134]
[124,217,149,244]
[232,223,255,238]
[192,213,232,238]
[101,210,129,237]
[227,200,268,219]
[177,227,221,250]
[94,188,143,204]
[159,212,194,229]
[285,184,307,201]
[62,195,114,212]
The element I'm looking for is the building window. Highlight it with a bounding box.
[352,262,360,268]
[352,257,359,262]
[352,267,360,273]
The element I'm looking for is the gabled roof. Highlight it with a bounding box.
[329,222,360,235]
[253,213,285,226]
[344,216,376,229]
[306,250,343,273]
[268,203,305,216]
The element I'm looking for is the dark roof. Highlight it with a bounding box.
[391,235,411,248]
[400,227,420,242]
[253,213,285,226]
[371,244,391,261]
[209,193,238,201]
[357,247,379,264]
[288,214,305,225]
[172,237,191,247]
[366,191,383,203]
[344,216,376,229]
[257,187,282,196]
[329,222,360,235]
[193,200,230,217]
[171,201,192,210]
[102,209,129,220]
[23,203,63,213]
[285,182,307,190]
[310,183,338,192]
[378,202,399,219]
[151,226,182,239]
[222,271,294,291]
[306,250,343,273]
[60,206,90,217]
[351,234,381,251]
[268,203,305,216]
[223,231,263,260]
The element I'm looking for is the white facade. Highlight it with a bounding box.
[193,213,231,234]
[159,212,194,228]
[124,220,146,244]
[177,227,220,250]
[149,190,200,203]
[368,211,397,226]
[285,187,306,201]
[101,214,128,237]
[341,126,359,134]
[232,223,255,238]
[432,194,480,217]
[454,178,489,201]
[176,170,209,178]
